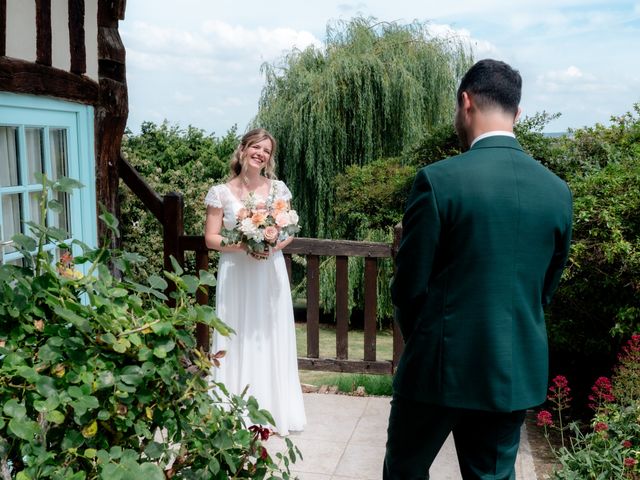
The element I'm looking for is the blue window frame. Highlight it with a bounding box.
[0,92,96,269]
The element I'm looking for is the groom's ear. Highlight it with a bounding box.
[514,107,522,124]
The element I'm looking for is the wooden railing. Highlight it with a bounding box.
[119,155,404,374]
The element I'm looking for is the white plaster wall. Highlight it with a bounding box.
[6,0,37,62]
[51,0,71,72]
[5,0,99,81]
[84,0,99,81]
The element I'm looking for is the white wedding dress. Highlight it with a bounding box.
[204,180,306,435]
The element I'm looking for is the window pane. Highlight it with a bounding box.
[1,193,22,254]
[29,191,44,230]
[4,257,25,267]
[49,129,71,235]
[0,126,20,187]
[49,129,68,179]
[25,128,44,184]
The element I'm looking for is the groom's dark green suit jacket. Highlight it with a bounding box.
[391,135,573,412]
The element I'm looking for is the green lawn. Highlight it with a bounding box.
[295,323,394,395]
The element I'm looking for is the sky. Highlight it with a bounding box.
[121,1,640,136]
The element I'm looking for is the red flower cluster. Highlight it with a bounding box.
[588,376,615,411]
[594,422,609,432]
[624,457,638,468]
[623,440,633,449]
[547,375,572,408]
[536,410,554,427]
[619,334,640,364]
[249,425,272,441]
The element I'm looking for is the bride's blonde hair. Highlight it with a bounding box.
[229,128,278,180]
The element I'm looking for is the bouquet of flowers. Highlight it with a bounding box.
[221,192,300,256]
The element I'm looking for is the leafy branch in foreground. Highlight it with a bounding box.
[0,176,300,479]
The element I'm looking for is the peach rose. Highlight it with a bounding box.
[251,211,267,226]
[275,211,291,227]
[264,226,279,243]
[272,199,288,215]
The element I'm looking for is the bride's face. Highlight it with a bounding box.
[242,138,273,173]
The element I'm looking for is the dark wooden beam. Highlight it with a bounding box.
[284,237,392,258]
[68,0,86,74]
[298,357,393,375]
[179,235,208,253]
[0,56,98,103]
[306,255,320,358]
[36,0,52,66]
[364,257,378,362]
[0,0,6,56]
[335,256,349,360]
[195,250,211,352]
[118,155,164,220]
[96,0,128,246]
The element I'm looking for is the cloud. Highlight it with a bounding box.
[336,2,367,14]
[123,20,321,74]
[173,92,194,104]
[536,66,627,94]
[426,23,498,56]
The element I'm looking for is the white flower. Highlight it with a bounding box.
[239,218,258,236]
[288,210,299,226]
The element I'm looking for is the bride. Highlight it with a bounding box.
[203,128,306,435]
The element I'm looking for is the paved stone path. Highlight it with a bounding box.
[267,393,538,480]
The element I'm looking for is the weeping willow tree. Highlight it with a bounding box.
[256,17,472,237]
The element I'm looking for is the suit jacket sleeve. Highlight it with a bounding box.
[542,185,573,306]
[391,168,441,340]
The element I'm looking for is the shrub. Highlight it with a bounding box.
[0,178,299,479]
[119,122,237,278]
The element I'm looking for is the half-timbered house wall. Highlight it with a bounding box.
[0,0,127,264]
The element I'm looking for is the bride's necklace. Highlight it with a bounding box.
[241,175,265,195]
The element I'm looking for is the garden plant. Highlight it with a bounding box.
[0,176,300,479]
[537,334,640,479]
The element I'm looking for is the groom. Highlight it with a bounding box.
[384,59,573,479]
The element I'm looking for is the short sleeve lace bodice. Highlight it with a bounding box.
[204,184,224,208]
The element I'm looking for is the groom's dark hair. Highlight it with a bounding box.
[457,59,521,115]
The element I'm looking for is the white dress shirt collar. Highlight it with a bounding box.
[470,130,516,149]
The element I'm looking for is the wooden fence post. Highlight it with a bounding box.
[163,193,184,305]
[392,223,404,371]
